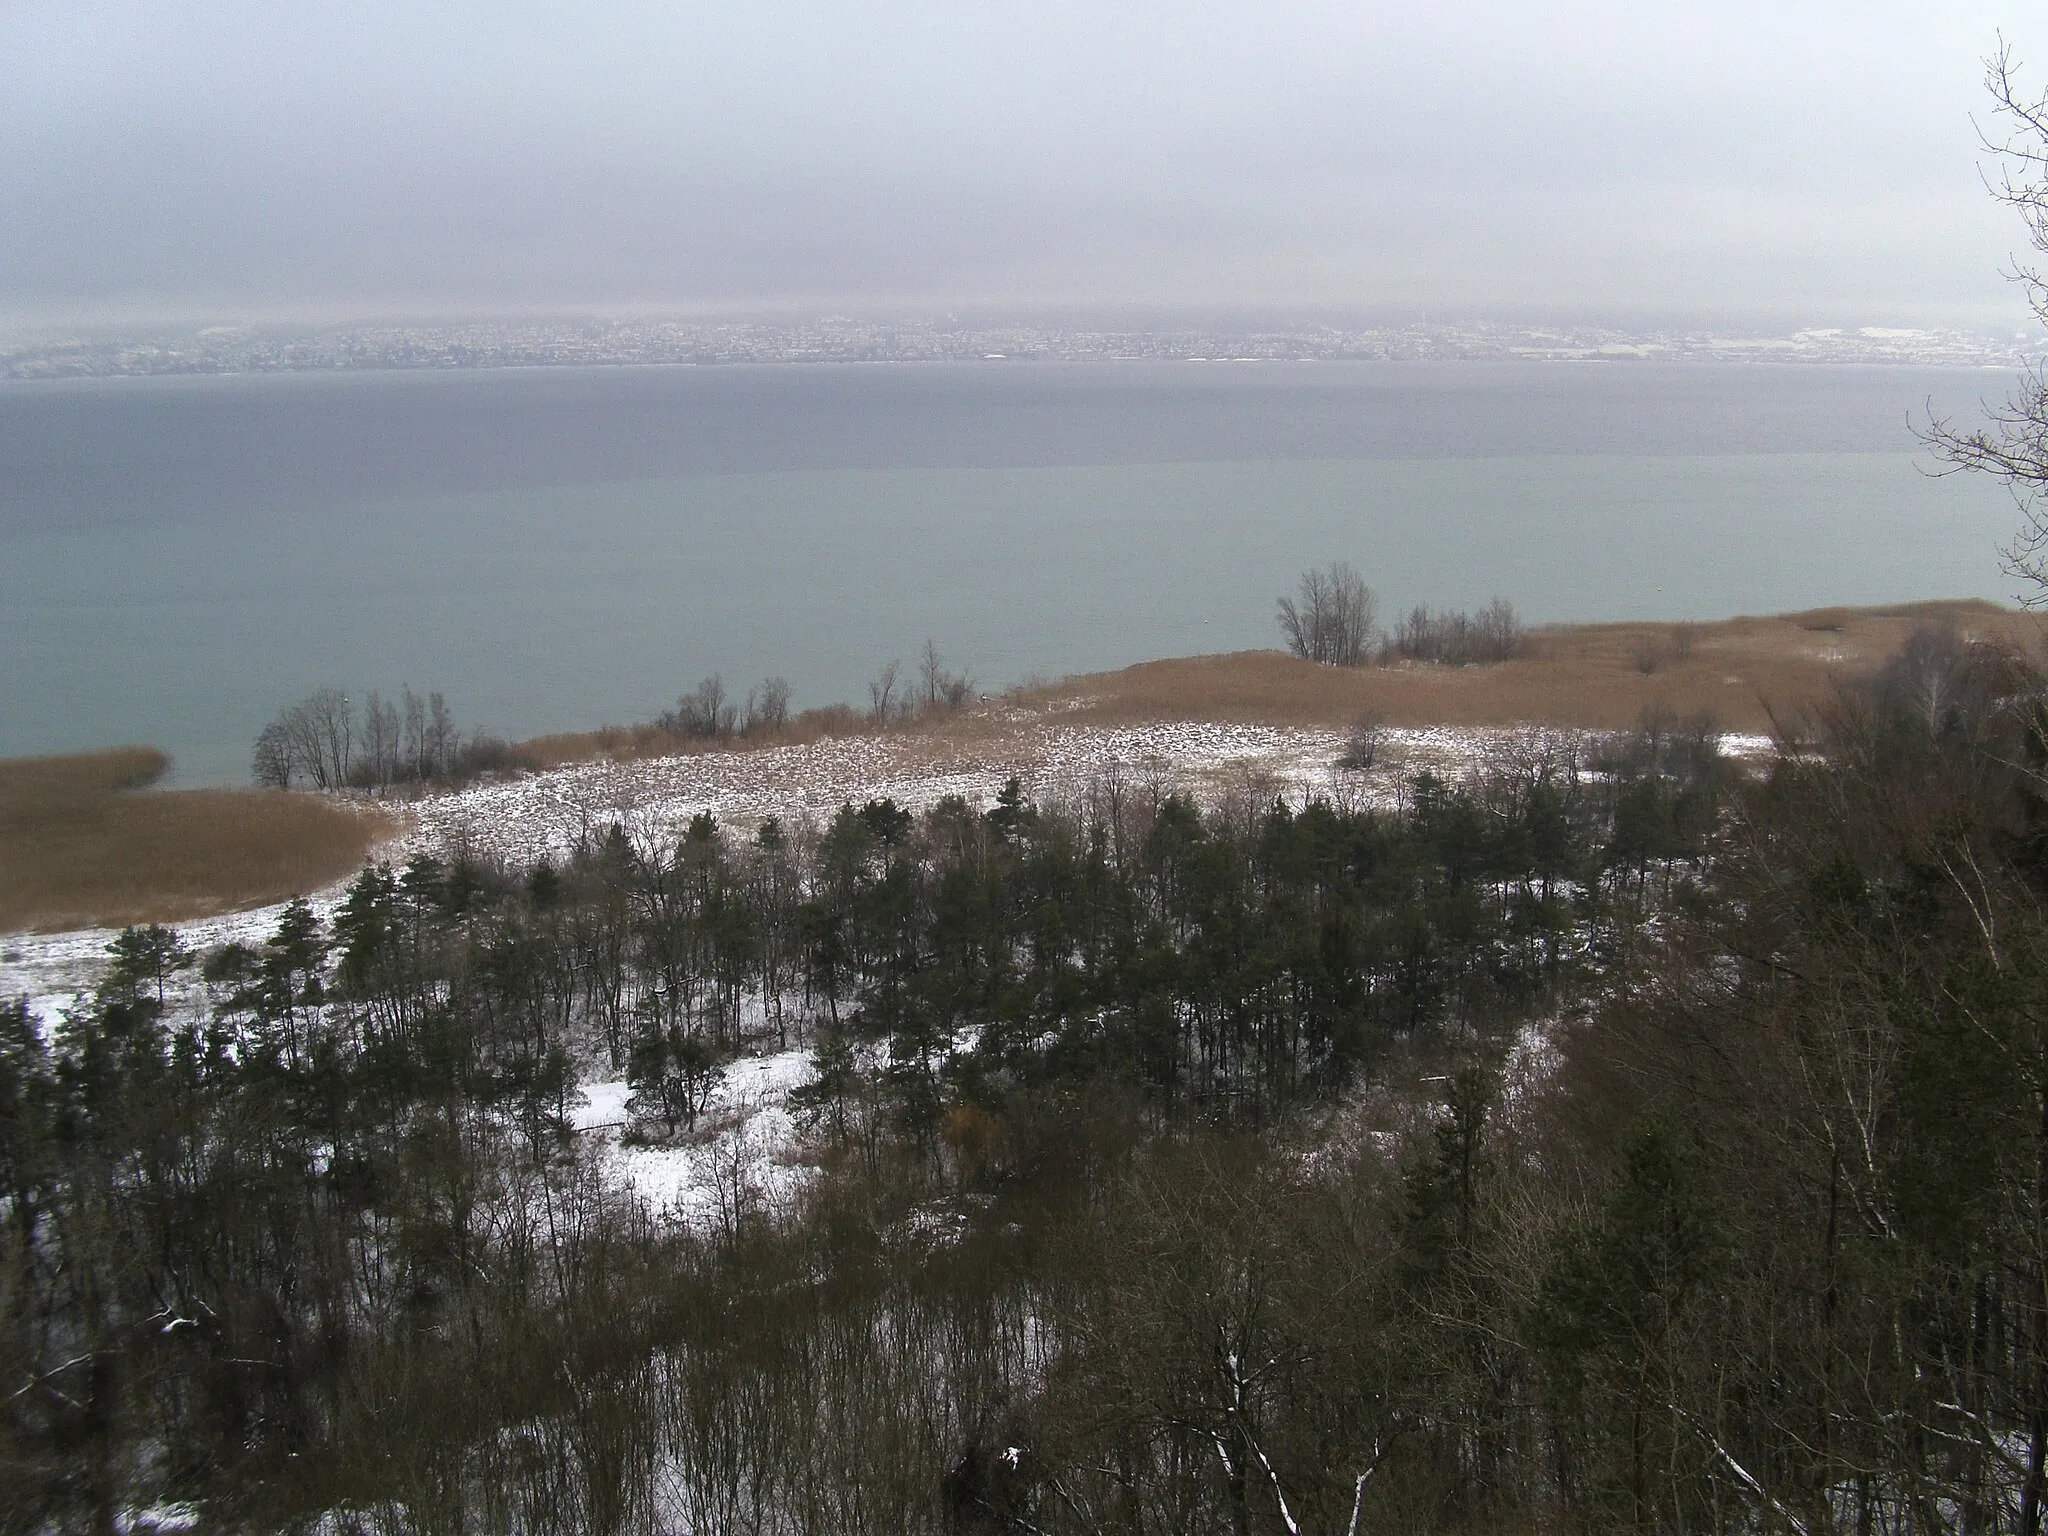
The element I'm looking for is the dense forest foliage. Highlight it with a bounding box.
[8,627,2048,1533]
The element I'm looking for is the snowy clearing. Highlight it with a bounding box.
[575,1047,816,1227]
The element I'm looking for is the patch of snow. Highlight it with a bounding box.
[571,1078,632,1131]
[1717,733,1777,758]
[0,896,342,1019]
[117,1506,201,1535]
[23,990,80,1042]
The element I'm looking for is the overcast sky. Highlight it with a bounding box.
[3,0,2044,330]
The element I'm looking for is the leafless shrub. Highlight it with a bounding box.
[795,702,864,736]
[660,675,740,740]
[1596,704,1724,782]
[449,731,534,779]
[1339,713,1385,771]
[1386,597,1523,665]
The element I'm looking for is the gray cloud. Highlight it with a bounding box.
[2,0,2040,324]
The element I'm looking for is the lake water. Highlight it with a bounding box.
[0,360,2028,785]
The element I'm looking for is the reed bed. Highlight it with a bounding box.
[0,747,396,933]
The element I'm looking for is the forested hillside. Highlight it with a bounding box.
[6,627,2048,1533]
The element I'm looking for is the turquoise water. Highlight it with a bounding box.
[0,364,2027,783]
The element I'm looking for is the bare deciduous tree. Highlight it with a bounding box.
[426,691,456,775]
[359,691,400,790]
[251,721,293,788]
[868,659,901,726]
[258,686,353,789]
[918,639,974,712]
[744,677,792,734]
[305,685,353,788]
[255,685,462,788]
[1927,45,2048,596]
[402,687,429,778]
[1278,562,1376,666]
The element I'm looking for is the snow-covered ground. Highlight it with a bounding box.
[392,714,1773,881]
[2,902,311,1039]
[398,720,1532,869]
[1,718,1777,1225]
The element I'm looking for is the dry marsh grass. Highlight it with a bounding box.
[0,747,398,934]
[1004,600,2042,735]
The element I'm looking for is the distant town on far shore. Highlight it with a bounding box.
[2,312,2038,380]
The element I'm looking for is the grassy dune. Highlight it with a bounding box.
[520,602,2040,770]
[0,747,397,934]
[1001,600,2042,735]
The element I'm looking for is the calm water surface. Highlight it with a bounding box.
[0,361,2026,783]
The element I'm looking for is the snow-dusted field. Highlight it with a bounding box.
[3,719,1423,999]
[1,718,1775,1225]
[399,719,1537,870]
[12,717,1618,1003]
